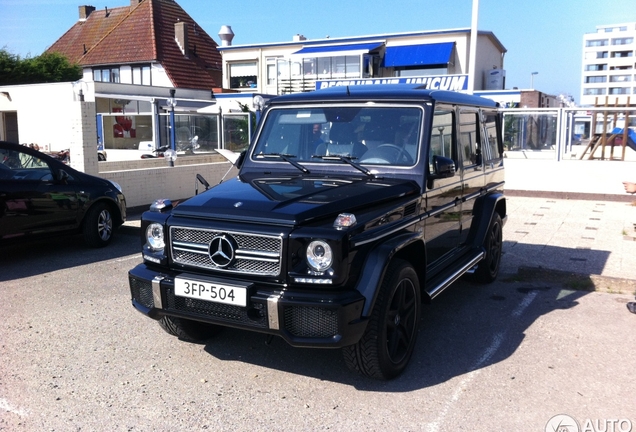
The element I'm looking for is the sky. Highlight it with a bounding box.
[2,0,636,104]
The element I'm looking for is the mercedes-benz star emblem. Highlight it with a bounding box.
[208,235,236,268]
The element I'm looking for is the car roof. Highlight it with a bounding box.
[267,85,499,108]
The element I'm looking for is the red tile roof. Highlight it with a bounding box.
[47,0,222,91]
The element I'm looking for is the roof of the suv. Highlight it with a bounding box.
[267,85,499,108]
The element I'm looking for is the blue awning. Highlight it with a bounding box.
[383,42,455,67]
[292,42,384,57]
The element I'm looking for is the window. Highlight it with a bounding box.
[585,75,607,84]
[585,64,607,71]
[458,111,480,167]
[583,88,607,95]
[93,67,120,83]
[266,59,277,85]
[586,39,608,47]
[612,37,634,45]
[609,87,630,95]
[132,65,151,85]
[229,62,258,89]
[610,75,632,82]
[430,108,454,164]
[611,51,633,58]
[483,111,502,162]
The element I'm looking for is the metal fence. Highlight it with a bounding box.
[501,107,636,161]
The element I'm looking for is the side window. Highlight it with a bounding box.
[482,110,503,162]
[0,148,53,181]
[430,108,455,172]
[458,111,481,167]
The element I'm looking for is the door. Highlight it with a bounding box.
[424,105,462,266]
[0,146,79,240]
[457,109,485,245]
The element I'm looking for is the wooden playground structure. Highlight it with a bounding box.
[579,96,636,161]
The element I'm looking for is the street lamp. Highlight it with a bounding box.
[531,72,538,89]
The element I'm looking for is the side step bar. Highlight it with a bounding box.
[425,249,485,300]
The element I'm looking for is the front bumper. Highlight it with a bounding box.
[128,264,367,348]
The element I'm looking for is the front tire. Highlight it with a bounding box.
[343,259,421,380]
[158,316,222,343]
[82,202,114,248]
[473,213,503,283]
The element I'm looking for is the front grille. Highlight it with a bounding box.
[165,288,267,328]
[129,276,153,308]
[283,306,339,338]
[170,227,282,276]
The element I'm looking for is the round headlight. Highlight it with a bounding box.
[306,240,333,272]
[146,223,165,250]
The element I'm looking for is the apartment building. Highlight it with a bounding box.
[581,22,636,106]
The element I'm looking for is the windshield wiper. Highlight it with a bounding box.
[312,155,377,178]
[255,153,310,174]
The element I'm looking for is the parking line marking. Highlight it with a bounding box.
[426,291,538,432]
[0,398,28,417]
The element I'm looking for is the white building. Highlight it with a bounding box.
[581,22,636,106]
[217,28,507,96]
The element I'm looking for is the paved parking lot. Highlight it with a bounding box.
[1,195,636,431]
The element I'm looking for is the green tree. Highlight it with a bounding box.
[0,48,81,85]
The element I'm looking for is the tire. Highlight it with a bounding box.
[98,152,106,161]
[82,202,114,248]
[473,213,503,283]
[158,316,222,343]
[343,259,421,380]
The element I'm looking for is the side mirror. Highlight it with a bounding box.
[57,169,69,183]
[235,150,246,170]
[427,155,455,188]
[431,155,456,178]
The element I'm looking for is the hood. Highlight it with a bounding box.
[172,175,419,226]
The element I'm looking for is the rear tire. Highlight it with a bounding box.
[343,259,421,380]
[473,213,503,283]
[158,316,222,343]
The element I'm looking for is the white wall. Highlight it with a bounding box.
[100,160,238,209]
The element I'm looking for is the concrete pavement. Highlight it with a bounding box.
[503,158,636,284]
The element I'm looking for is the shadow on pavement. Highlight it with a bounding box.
[0,225,140,282]
[200,241,612,390]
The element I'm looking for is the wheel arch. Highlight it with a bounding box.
[467,192,506,249]
[354,232,425,317]
[83,197,125,228]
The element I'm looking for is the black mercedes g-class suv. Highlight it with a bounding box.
[128,85,506,380]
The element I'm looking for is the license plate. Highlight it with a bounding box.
[174,277,248,307]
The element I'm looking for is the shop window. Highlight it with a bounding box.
[229,62,257,89]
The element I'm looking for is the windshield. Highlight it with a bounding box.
[252,105,422,167]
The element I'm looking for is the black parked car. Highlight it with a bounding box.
[0,141,126,247]
[128,85,506,379]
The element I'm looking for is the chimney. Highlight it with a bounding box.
[218,25,234,47]
[79,5,96,21]
[131,0,143,6]
[175,22,189,57]
[293,34,306,42]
